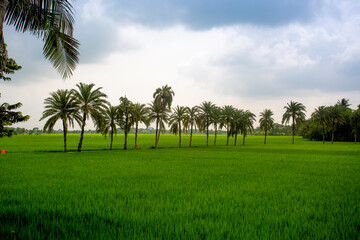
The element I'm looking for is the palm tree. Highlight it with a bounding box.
[220,105,235,146]
[185,106,199,148]
[336,98,351,108]
[311,106,328,144]
[230,109,243,146]
[259,109,274,144]
[1,0,79,79]
[40,89,80,152]
[198,101,215,147]
[351,106,360,144]
[327,105,346,144]
[132,102,149,149]
[240,110,256,146]
[100,103,119,150]
[282,101,306,144]
[211,106,221,146]
[118,96,134,150]
[152,85,174,148]
[168,106,188,148]
[72,82,108,152]
[148,100,169,148]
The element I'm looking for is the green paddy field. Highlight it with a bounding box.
[0,134,359,239]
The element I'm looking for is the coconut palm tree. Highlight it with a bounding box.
[230,109,243,146]
[259,109,274,144]
[40,89,80,152]
[311,106,328,144]
[148,100,169,148]
[350,106,360,144]
[169,106,188,148]
[220,105,235,146]
[185,106,199,148]
[327,105,346,144]
[198,101,215,147]
[282,101,306,144]
[152,85,174,147]
[132,102,150,149]
[118,96,134,150]
[336,98,351,108]
[100,103,119,150]
[1,0,79,79]
[211,106,221,146]
[72,82,108,152]
[240,110,256,146]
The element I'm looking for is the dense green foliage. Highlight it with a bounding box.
[0,102,29,137]
[1,134,359,239]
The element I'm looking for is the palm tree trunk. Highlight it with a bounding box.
[331,131,334,144]
[110,126,114,150]
[226,125,229,146]
[135,122,139,149]
[0,0,9,72]
[264,129,267,145]
[206,119,209,147]
[155,130,160,148]
[234,133,237,146]
[214,124,217,146]
[179,122,182,148]
[355,131,357,144]
[189,123,193,148]
[77,112,87,152]
[124,129,128,150]
[292,116,295,144]
[62,120,67,153]
[322,125,325,144]
[243,134,245,146]
[155,118,159,146]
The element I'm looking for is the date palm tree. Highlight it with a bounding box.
[185,106,199,148]
[198,101,215,147]
[259,109,274,144]
[153,85,174,148]
[40,89,80,152]
[1,0,79,79]
[100,103,119,150]
[230,109,243,146]
[148,100,169,148]
[350,106,360,144]
[240,110,256,146]
[72,82,108,152]
[327,105,346,144]
[211,106,221,146]
[118,96,134,150]
[169,106,188,148]
[282,101,306,144]
[220,105,235,146]
[132,102,149,149]
[311,106,328,144]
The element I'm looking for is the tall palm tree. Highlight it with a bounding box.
[1,0,79,79]
[72,82,108,152]
[100,103,119,150]
[259,109,274,144]
[240,110,256,146]
[118,96,134,150]
[220,105,235,146]
[282,101,306,144]
[211,106,221,146]
[152,85,174,148]
[311,106,328,144]
[148,100,169,148]
[327,105,346,144]
[40,89,80,152]
[169,106,188,148]
[185,106,199,148]
[198,101,215,147]
[230,109,243,146]
[350,106,360,144]
[132,102,150,149]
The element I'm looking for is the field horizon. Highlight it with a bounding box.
[1,135,359,239]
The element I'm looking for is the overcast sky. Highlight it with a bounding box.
[2,0,360,130]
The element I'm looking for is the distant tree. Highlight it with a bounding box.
[311,106,328,144]
[132,102,150,149]
[185,106,199,148]
[220,105,235,146]
[327,105,346,144]
[282,101,306,144]
[211,106,221,146]
[259,109,274,144]
[0,0,79,79]
[72,82,108,152]
[198,101,215,147]
[240,110,256,146]
[336,98,351,108]
[100,103,119,150]
[169,106,188,148]
[350,106,360,144]
[118,96,134,150]
[40,89,80,152]
[152,85,174,148]
[0,101,29,138]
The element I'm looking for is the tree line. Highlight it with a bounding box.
[39,82,360,153]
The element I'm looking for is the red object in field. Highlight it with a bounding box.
[0,149,8,154]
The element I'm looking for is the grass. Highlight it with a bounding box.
[0,134,360,239]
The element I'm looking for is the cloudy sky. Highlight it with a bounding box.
[2,0,360,130]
